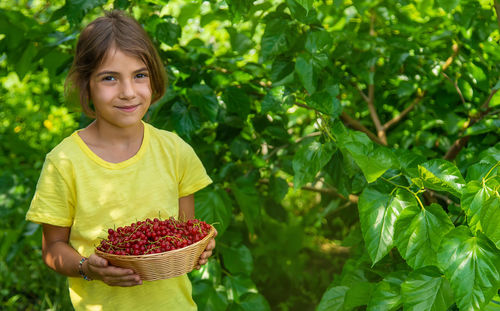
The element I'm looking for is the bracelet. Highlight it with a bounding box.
[78,257,92,281]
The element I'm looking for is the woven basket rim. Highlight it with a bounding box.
[95,224,215,259]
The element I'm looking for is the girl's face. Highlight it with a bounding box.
[89,47,152,129]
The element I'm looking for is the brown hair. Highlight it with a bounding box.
[65,10,167,117]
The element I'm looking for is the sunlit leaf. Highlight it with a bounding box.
[317,285,349,311]
[462,179,500,248]
[401,266,454,311]
[195,187,232,236]
[438,227,500,311]
[359,187,414,265]
[220,244,253,276]
[418,159,465,197]
[394,203,454,269]
[292,141,336,189]
[368,271,408,311]
[436,0,460,12]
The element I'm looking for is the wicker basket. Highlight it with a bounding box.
[95,225,215,281]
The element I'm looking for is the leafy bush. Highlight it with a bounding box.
[1,0,499,310]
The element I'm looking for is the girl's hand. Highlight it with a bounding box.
[195,228,218,270]
[85,254,142,287]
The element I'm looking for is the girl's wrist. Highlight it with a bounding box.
[78,257,92,281]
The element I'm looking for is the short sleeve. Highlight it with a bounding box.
[177,140,212,198]
[26,157,76,227]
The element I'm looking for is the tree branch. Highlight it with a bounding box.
[263,132,322,160]
[259,179,359,204]
[353,82,370,104]
[481,88,498,110]
[340,111,384,145]
[495,0,500,30]
[442,72,466,105]
[366,11,387,145]
[383,92,425,131]
[442,43,459,72]
[444,88,498,160]
[294,100,386,145]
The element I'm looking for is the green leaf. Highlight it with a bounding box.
[223,275,257,302]
[43,50,72,78]
[292,141,336,189]
[170,101,200,140]
[193,280,230,311]
[436,0,460,12]
[177,2,200,27]
[368,271,408,311]
[295,53,316,94]
[226,0,251,22]
[478,197,500,249]
[493,79,500,90]
[305,30,332,54]
[113,0,130,10]
[344,281,376,309]
[15,42,37,79]
[317,285,349,311]
[468,63,489,91]
[418,159,465,197]
[270,57,295,86]
[156,18,181,46]
[231,177,261,234]
[464,119,500,136]
[235,293,271,311]
[187,84,219,122]
[226,27,253,54]
[458,79,474,101]
[394,149,426,178]
[462,180,492,232]
[394,203,454,269]
[466,162,496,182]
[359,187,414,265]
[223,86,251,120]
[269,176,289,203]
[338,131,397,183]
[438,227,500,311]
[295,0,314,12]
[220,244,253,276]
[306,84,342,117]
[63,0,107,25]
[195,187,232,236]
[462,179,500,248]
[286,0,318,24]
[401,266,454,311]
[261,17,290,61]
[261,86,285,114]
[484,293,500,310]
[479,145,500,163]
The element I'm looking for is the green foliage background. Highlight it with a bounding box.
[1,0,499,310]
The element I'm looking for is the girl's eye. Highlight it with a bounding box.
[103,76,116,81]
[136,73,148,79]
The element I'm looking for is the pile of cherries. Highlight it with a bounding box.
[96,217,211,256]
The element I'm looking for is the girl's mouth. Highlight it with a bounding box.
[116,105,139,112]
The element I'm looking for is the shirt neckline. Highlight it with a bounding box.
[72,121,150,169]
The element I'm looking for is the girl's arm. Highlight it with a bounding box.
[42,224,85,278]
[178,194,217,269]
[42,224,142,286]
[178,194,195,220]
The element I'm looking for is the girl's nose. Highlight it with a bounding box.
[119,80,136,99]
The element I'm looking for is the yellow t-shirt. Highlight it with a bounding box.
[26,122,212,311]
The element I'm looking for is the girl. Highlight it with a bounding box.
[26,10,215,310]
